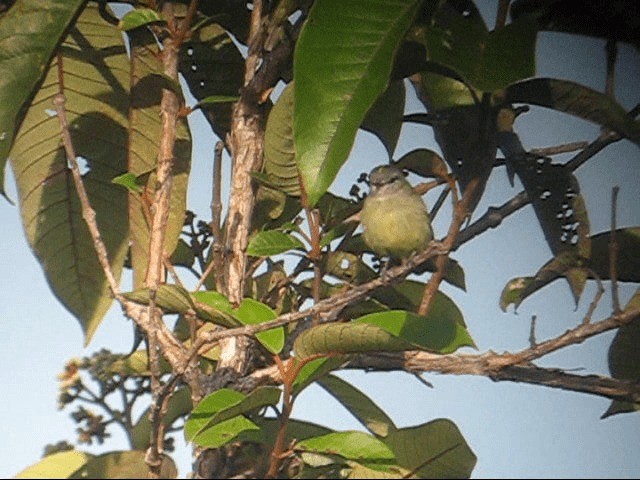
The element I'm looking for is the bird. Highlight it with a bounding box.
[360,165,433,261]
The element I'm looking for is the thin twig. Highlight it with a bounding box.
[495,0,510,29]
[610,186,620,313]
[528,315,537,347]
[583,270,604,324]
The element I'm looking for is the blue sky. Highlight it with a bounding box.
[1,2,639,478]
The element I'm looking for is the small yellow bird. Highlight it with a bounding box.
[360,165,433,260]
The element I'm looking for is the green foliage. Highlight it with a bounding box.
[294,0,422,206]
[3,0,640,478]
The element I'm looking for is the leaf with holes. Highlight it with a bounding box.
[0,0,86,199]
[504,78,640,144]
[9,3,129,343]
[179,19,245,140]
[128,27,192,288]
[500,251,588,311]
[421,4,537,92]
[294,0,422,206]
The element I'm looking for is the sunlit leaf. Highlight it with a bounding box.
[185,387,281,443]
[69,450,177,479]
[354,310,475,354]
[9,3,129,343]
[118,8,164,31]
[235,298,285,354]
[294,322,413,359]
[15,450,91,479]
[294,0,422,206]
[0,0,85,199]
[296,431,396,463]
[247,229,306,257]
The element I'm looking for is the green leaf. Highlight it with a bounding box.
[247,230,306,257]
[185,386,281,443]
[361,80,406,159]
[385,420,477,478]
[112,172,144,194]
[128,26,192,288]
[191,290,234,314]
[589,227,640,282]
[9,3,130,343]
[15,450,92,479]
[296,431,396,463]
[294,322,415,359]
[190,416,262,448]
[355,310,475,354]
[118,8,164,31]
[235,298,285,354]
[500,252,588,311]
[394,149,449,179]
[504,78,640,144]
[500,228,640,311]
[603,289,640,418]
[122,284,195,313]
[292,357,348,398]
[317,374,396,438]
[264,82,300,196]
[191,290,240,328]
[294,0,422,206]
[169,238,195,268]
[108,349,171,377]
[193,94,240,109]
[258,417,333,447]
[69,450,177,479]
[422,6,537,92]
[0,0,86,199]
